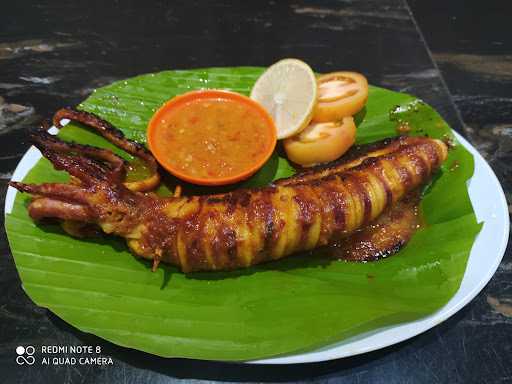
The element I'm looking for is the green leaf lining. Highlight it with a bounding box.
[5,67,481,361]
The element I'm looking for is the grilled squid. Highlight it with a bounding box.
[10,108,448,272]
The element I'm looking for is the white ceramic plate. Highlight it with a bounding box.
[5,130,509,365]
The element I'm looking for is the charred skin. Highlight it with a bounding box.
[328,191,422,262]
[10,109,448,272]
[125,138,447,271]
[53,107,160,192]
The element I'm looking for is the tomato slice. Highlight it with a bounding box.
[283,117,356,166]
[313,72,368,122]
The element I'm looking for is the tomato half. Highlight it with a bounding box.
[313,72,368,122]
[283,116,356,167]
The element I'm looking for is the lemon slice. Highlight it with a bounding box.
[250,58,317,139]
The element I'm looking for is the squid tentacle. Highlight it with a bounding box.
[36,141,110,185]
[27,197,95,222]
[9,182,91,204]
[31,129,126,184]
[53,107,160,192]
[9,181,98,226]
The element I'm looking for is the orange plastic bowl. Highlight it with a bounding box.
[147,90,277,186]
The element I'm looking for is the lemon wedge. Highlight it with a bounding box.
[250,59,317,139]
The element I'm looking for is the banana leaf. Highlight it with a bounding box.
[5,67,481,361]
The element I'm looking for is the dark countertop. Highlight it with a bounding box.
[1,1,510,383]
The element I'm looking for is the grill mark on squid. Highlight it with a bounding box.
[343,173,373,226]
[324,181,347,230]
[368,165,393,208]
[261,193,276,252]
[410,152,429,182]
[422,141,441,171]
[391,158,413,193]
[293,191,317,247]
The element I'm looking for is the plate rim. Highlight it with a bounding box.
[255,131,510,364]
[4,130,509,365]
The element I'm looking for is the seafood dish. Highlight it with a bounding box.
[10,107,447,272]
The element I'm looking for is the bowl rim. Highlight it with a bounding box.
[146,89,277,186]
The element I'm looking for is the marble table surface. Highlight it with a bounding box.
[1,1,510,382]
